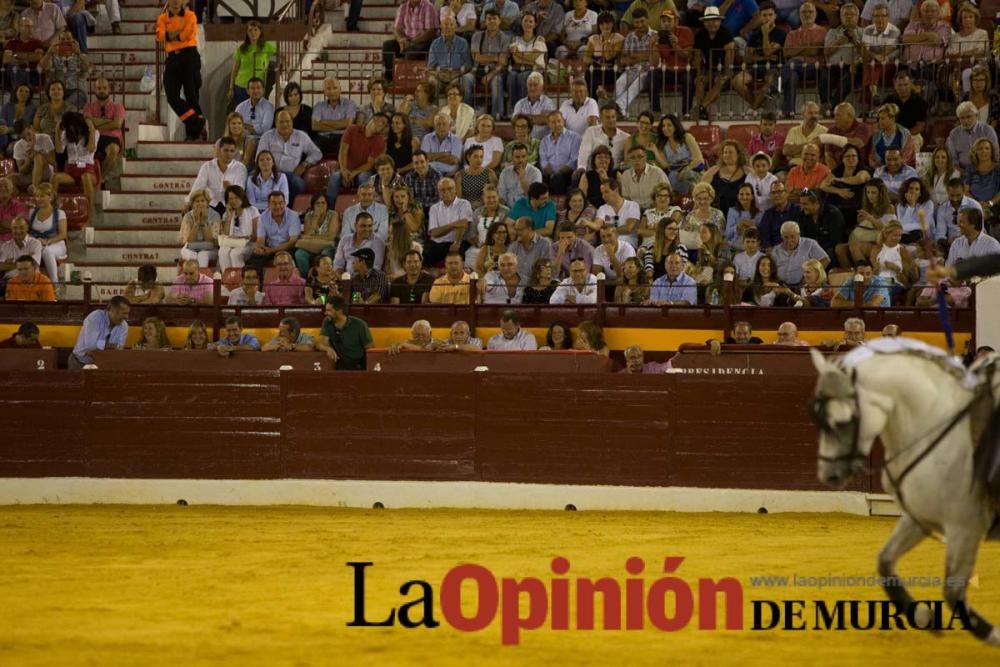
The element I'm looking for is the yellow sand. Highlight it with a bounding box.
[1,506,999,666]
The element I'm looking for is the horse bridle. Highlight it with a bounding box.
[809,370,866,471]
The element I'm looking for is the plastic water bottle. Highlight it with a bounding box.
[351,291,361,304]
[139,65,155,93]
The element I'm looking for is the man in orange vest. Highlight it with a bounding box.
[155,0,204,140]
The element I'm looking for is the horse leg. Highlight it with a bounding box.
[944,530,1000,644]
[878,514,926,615]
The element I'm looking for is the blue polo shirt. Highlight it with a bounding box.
[712,0,759,36]
[509,197,557,231]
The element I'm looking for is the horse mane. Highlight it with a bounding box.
[839,338,971,386]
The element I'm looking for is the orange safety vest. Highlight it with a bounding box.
[155,8,198,53]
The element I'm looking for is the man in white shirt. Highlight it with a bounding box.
[934,177,981,243]
[595,180,642,249]
[487,309,538,350]
[188,137,248,213]
[576,102,630,172]
[946,208,1000,267]
[550,257,599,304]
[425,177,472,268]
[591,224,637,282]
[11,125,55,191]
[481,252,524,304]
[558,78,599,136]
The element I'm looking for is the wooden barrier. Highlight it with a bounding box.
[0,348,59,371]
[89,350,334,371]
[366,349,615,373]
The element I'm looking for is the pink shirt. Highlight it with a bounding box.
[83,99,126,143]
[264,273,306,305]
[394,0,439,41]
[171,273,214,302]
[784,25,827,64]
[0,196,29,242]
[747,130,786,158]
[903,21,950,63]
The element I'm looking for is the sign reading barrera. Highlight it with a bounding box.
[668,348,819,378]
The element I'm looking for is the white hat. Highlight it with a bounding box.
[700,7,723,20]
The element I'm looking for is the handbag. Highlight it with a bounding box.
[218,234,247,249]
[850,221,879,244]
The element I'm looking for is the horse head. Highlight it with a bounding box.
[810,349,889,489]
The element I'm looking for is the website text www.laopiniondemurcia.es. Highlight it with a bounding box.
[346,557,975,645]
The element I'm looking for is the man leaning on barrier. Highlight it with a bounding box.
[69,295,129,369]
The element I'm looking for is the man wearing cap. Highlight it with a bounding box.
[349,247,389,304]
[649,9,694,114]
[692,6,735,120]
[69,296,129,369]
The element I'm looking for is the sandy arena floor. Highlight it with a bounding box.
[1,506,999,666]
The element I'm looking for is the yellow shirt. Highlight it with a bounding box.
[429,273,471,304]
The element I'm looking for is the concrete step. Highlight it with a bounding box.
[117,92,154,109]
[107,191,188,209]
[68,263,176,284]
[310,31,387,49]
[102,208,181,227]
[124,159,205,176]
[118,6,166,21]
[120,175,195,192]
[85,244,179,263]
[91,228,178,245]
[88,47,158,65]
[138,141,214,160]
[115,20,158,35]
[328,6,398,20]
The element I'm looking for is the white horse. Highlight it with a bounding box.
[809,338,1000,644]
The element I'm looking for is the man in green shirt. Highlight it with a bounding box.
[317,296,374,370]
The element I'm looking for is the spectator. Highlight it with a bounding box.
[614,8,656,116]
[404,82,437,144]
[645,215,687,280]
[167,259,214,305]
[52,0,90,52]
[50,112,96,202]
[559,0,598,60]
[383,0,439,85]
[216,186,259,275]
[725,183,761,251]
[387,113,415,175]
[523,0,565,45]
[256,110,322,205]
[575,320,609,356]
[900,0,948,85]
[649,252,697,304]
[773,321,807,345]
[425,177,471,267]
[870,220,917,293]
[439,83,474,140]
[471,9,511,119]
[831,259,891,307]
[261,250,305,305]
[619,144,668,211]
[845,178,896,265]
[311,78,358,156]
[820,144,869,249]
[427,15,473,105]
[234,78,274,139]
[966,138,1000,220]
[0,216,41,275]
[681,181,723,254]
[316,297,373,369]
[27,183,65,283]
[559,78,600,137]
[578,145,617,213]
[155,0,204,140]
[389,319,447,354]
[655,113,704,196]
[0,84,36,156]
[304,254,340,305]
[3,17,43,94]
[883,71,927,153]
[509,216,552,285]
[548,255,598,304]
[689,222,731,287]
[649,9,693,115]
[860,3,900,109]
[746,112,785,165]
[872,147,918,201]
[69,296,129,369]
[861,0,911,28]
[487,310,537,350]
[123,264,164,304]
[5,254,54,301]
[246,150,289,213]
[275,82,312,135]
[691,7,734,120]
[445,320,482,350]
[38,30,89,109]
[348,247,389,304]
[751,253,791,305]
[405,151,442,212]
[622,344,669,373]
[592,223,637,283]
[471,209,511,275]
[498,142,543,207]
[22,0,63,46]
[211,316,260,353]
[946,207,1000,266]
[228,20,276,106]
[421,112,462,177]
[440,0,476,37]
[429,251,471,303]
[933,176,980,243]
[744,152,779,212]
[179,188,220,268]
[782,101,826,168]
[507,181,557,239]
[947,101,1000,172]
[613,256,651,304]
[326,113,388,202]
[732,2,784,112]
[0,321,41,348]
[294,193,338,277]
[869,103,914,168]
[894,176,934,243]
[583,11,623,103]
[455,145,496,209]
[189,136,248,213]
[226,266,268,306]
[390,249,433,304]
[0,0,17,41]
[132,316,169,350]
[796,189,845,263]
[463,114,504,172]
[355,78,395,128]
[481,252,524,304]
[0,181,29,239]
[551,220,594,279]
[262,316,315,352]
[732,226,763,282]
[757,181,799,249]
[771,220,829,285]
[596,179,642,249]
[82,76,125,181]
[822,102,872,169]
[333,212,386,273]
[388,185,425,246]
[820,4,861,114]
[560,187,599,247]
[956,65,999,135]
[539,111,581,196]
[502,114,541,168]
[509,12,548,107]
[785,143,831,199]
[512,72,556,141]
[522,256,558,303]
[248,191,301,279]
